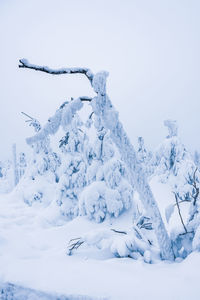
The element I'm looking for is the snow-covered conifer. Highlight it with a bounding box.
[79,113,133,223]
[56,114,88,219]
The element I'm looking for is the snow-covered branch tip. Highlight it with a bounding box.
[18,59,94,84]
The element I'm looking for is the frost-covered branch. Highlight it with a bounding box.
[21,112,41,132]
[25,98,85,145]
[19,59,94,84]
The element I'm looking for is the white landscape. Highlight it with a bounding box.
[0,1,200,299]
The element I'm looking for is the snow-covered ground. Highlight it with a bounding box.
[0,183,199,300]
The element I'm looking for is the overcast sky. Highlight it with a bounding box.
[0,0,200,160]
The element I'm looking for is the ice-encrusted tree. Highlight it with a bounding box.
[18,58,174,260]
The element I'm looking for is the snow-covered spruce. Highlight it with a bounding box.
[79,115,133,222]
[56,114,88,219]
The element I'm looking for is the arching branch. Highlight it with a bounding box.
[19,59,94,84]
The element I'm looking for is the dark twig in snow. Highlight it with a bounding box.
[110,229,127,235]
[67,238,84,254]
[173,192,188,233]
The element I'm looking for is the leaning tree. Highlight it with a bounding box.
[18,59,174,260]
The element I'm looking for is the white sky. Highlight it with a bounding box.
[0,0,200,159]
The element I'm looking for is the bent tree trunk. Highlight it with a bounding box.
[19,59,174,260]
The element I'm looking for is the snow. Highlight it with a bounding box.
[0,189,199,300]
[1,61,199,299]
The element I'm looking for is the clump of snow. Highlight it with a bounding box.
[79,181,123,222]
[61,98,83,131]
[92,71,109,95]
[164,119,178,138]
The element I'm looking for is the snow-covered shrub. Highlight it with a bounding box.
[15,171,57,208]
[67,226,160,263]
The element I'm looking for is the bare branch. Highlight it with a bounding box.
[174,199,191,206]
[79,96,92,102]
[19,59,94,84]
[173,192,187,233]
[111,229,127,235]
[21,112,34,120]
[67,237,84,255]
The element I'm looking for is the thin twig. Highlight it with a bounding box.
[21,112,34,120]
[173,192,187,233]
[111,229,127,235]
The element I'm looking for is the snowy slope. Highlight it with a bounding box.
[0,185,200,300]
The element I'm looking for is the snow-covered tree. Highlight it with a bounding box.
[137,136,154,177]
[153,120,200,258]
[18,58,174,260]
[56,114,88,219]
[16,113,61,206]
